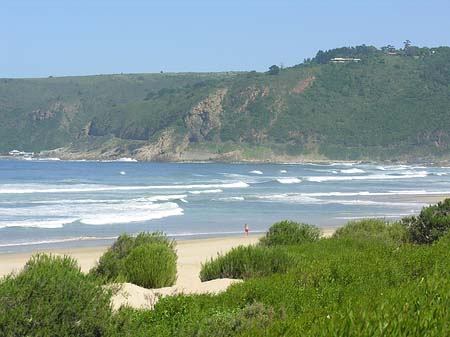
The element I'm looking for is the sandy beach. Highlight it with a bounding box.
[0,230,335,309]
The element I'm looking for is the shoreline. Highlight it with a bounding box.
[0,230,335,279]
[1,155,449,166]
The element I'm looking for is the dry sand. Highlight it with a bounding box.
[0,229,336,310]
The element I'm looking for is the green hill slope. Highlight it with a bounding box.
[2,44,450,162]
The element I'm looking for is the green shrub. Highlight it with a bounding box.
[200,245,294,281]
[260,220,321,246]
[125,243,177,288]
[0,254,113,337]
[402,199,450,244]
[197,302,276,337]
[333,218,409,245]
[90,231,176,284]
[111,229,449,336]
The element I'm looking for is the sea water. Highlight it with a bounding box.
[1,159,449,252]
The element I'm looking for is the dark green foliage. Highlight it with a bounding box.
[313,45,381,64]
[260,220,321,246]
[0,254,113,337]
[402,199,450,244]
[125,244,177,288]
[267,65,280,75]
[90,231,176,285]
[3,44,450,162]
[196,302,276,337]
[333,218,410,245]
[111,230,450,336]
[200,245,294,281]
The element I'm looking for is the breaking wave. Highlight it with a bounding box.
[276,178,302,184]
[249,170,263,175]
[306,172,428,182]
[340,168,365,174]
[0,181,249,194]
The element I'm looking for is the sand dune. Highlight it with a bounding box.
[0,230,336,310]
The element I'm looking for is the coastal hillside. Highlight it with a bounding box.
[2,44,450,162]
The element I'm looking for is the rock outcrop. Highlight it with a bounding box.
[185,88,228,142]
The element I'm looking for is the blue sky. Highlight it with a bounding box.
[2,0,450,78]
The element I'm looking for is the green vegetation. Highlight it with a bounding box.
[402,199,450,244]
[2,43,450,161]
[90,232,177,287]
[260,220,321,246]
[0,254,113,337]
[125,244,177,288]
[200,245,293,281]
[1,201,450,336]
[333,218,409,245]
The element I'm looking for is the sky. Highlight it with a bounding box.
[2,0,450,78]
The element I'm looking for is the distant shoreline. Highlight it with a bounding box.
[0,155,448,166]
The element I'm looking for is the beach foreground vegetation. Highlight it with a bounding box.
[90,231,177,287]
[200,245,294,281]
[0,254,113,337]
[1,201,449,336]
[260,220,321,246]
[125,243,177,288]
[402,198,450,244]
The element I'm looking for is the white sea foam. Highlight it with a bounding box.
[330,162,356,166]
[216,196,245,201]
[101,157,137,162]
[276,177,302,184]
[0,181,250,194]
[279,170,287,174]
[119,171,126,175]
[0,197,184,228]
[0,230,269,248]
[290,190,450,197]
[189,189,223,195]
[306,172,428,182]
[255,194,320,203]
[253,193,424,207]
[340,168,365,174]
[0,218,78,229]
[80,202,183,225]
[249,170,263,175]
[0,236,117,248]
[38,157,61,161]
[144,194,188,202]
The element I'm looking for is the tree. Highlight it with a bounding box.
[268,65,280,75]
[403,40,412,50]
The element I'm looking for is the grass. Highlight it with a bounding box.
[113,234,450,336]
[200,245,294,281]
[113,209,450,336]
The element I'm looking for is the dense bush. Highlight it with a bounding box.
[260,220,321,246]
[402,199,450,244]
[0,254,113,337]
[200,245,294,281]
[333,218,409,245]
[196,302,276,337]
[112,231,450,336]
[90,231,176,286]
[125,243,177,288]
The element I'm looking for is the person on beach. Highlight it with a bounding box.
[245,223,249,237]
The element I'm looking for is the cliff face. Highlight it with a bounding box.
[185,88,228,142]
[2,45,450,162]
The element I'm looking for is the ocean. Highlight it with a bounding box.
[1,159,449,252]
